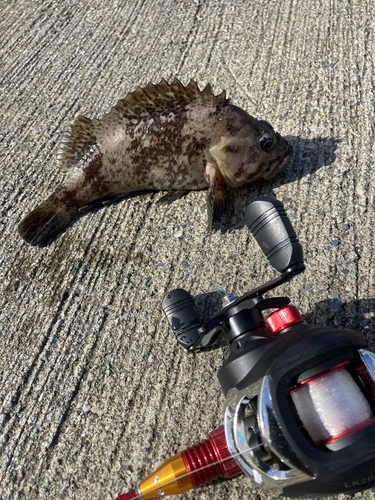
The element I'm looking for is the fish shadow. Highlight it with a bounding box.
[186,291,375,354]
[215,135,340,232]
[272,135,341,187]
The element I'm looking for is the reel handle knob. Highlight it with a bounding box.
[245,195,304,273]
[162,289,201,349]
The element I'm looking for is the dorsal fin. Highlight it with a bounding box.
[106,79,228,124]
[56,79,228,170]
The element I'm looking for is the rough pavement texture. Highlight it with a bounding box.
[1,1,375,499]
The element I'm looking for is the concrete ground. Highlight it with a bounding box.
[1,0,375,499]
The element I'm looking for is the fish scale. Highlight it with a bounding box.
[18,78,293,246]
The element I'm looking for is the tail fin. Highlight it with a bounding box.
[18,194,78,246]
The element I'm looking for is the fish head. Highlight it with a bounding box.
[209,120,293,188]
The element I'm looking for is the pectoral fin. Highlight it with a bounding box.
[207,169,229,230]
[156,190,190,205]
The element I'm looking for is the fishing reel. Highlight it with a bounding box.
[162,196,375,498]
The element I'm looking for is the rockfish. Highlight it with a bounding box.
[18,79,293,246]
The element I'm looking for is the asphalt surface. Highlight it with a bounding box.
[1,1,375,499]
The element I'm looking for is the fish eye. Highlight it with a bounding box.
[258,133,275,152]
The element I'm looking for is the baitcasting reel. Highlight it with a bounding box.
[162,196,375,498]
[116,196,375,500]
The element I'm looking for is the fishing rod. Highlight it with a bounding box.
[115,196,375,499]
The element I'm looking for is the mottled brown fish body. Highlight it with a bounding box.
[18,79,293,246]
[90,102,221,195]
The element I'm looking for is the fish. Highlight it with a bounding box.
[18,78,293,246]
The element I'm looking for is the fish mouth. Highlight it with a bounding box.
[220,168,244,188]
[214,158,243,188]
[262,142,294,180]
